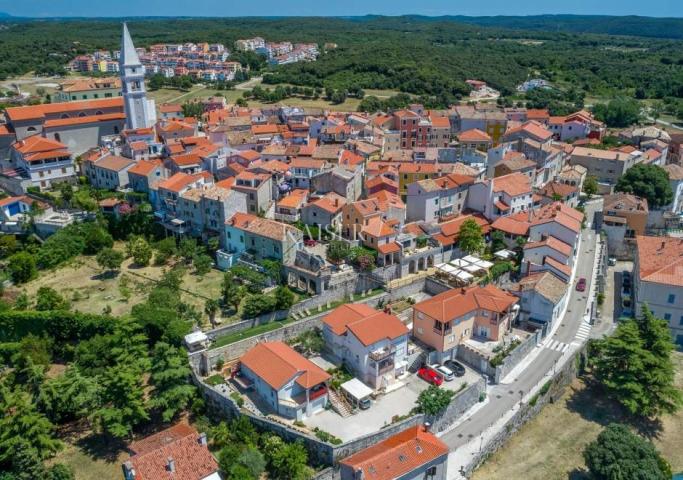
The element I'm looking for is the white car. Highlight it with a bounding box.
[432,364,455,382]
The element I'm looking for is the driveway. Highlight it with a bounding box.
[305,366,481,442]
[593,261,632,338]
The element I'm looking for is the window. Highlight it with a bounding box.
[664,313,671,321]
[679,316,683,326]
[667,294,676,304]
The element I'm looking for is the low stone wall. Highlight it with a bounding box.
[493,330,541,383]
[430,378,487,433]
[463,348,584,477]
[200,314,327,373]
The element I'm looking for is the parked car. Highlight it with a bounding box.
[358,397,372,410]
[432,364,455,382]
[304,239,317,247]
[576,277,587,292]
[608,257,617,266]
[418,366,443,386]
[443,360,466,377]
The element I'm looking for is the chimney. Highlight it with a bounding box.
[198,432,208,446]
[661,241,666,250]
[354,469,365,480]
[122,461,136,480]
[423,422,432,432]
[167,457,175,473]
[334,198,339,207]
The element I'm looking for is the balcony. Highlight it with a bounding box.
[274,211,300,223]
[369,345,396,362]
[291,384,327,405]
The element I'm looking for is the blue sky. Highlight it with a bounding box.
[0,0,678,18]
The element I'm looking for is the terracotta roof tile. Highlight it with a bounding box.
[240,341,330,390]
[323,304,408,346]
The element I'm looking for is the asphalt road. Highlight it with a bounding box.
[441,200,601,455]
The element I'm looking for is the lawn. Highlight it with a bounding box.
[472,352,683,480]
[49,435,126,480]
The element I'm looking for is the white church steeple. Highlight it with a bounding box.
[120,23,156,130]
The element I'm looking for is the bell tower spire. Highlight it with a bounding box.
[120,23,156,130]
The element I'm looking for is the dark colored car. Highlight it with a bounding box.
[418,367,443,386]
[576,277,587,292]
[304,239,317,247]
[443,360,466,377]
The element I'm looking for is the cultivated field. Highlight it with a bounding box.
[472,353,683,480]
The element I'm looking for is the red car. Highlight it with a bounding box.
[418,367,443,386]
[576,277,587,292]
[304,239,317,247]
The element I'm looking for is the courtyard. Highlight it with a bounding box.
[303,365,482,442]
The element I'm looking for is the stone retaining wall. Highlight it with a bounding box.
[430,378,487,433]
[493,330,541,383]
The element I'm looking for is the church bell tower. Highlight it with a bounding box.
[120,23,156,130]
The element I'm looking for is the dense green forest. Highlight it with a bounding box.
[0,16,682,107]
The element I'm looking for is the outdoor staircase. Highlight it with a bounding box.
[407,351,427,373]
[328,389,353,418]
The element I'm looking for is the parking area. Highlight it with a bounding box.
[303,364,481,442]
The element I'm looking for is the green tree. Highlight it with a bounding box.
[615,164,673,209]
[129,237,153,267]
[266,440,312,480]
[94,363,149,438]
[193,254,213,276]
[48,464,75,480]
[154,237,177,265]
[179,238,198,263]
[458,219,484,255]
[7,252,37,284]
[96,248,124,274]
[592,97,642,128]
[584,423,671,480]
[274,286,295,310]
[204,298,220,328]
[38,367,101,424]
[0,386,62,464]
[222,272,243,312]
[83,225,114,254]
[242,294,276,318]
[650,101,665,124]
[0,235,18,259]
[415,385,455,416]
[583,175,599,198]
[592,311,682,418]
[148,342,196,422]
[327,239,350,263]
[491,230,506,253]
[35,287,69,311]
[234,446,266,480]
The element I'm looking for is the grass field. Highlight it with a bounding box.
[50,438,124,480]
[148,84,406,112]
[8,245,228,326]
[472,353,683,480]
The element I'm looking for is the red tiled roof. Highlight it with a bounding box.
[458,128,491,143]
[490,172,532,197]
[323,304,408,346]
[158,172,199,193]
[636,235,683,288]
[6,97,123,122]
[240,341,330,390]
[413,284,517,323]
[128,159,161,176]
[524,235,572,257]
[340,425,448,480]
[128,423,217,480]
[43,112,125,129]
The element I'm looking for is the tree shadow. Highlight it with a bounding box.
[74,433,128,463]
[91,271,119,281]
[568,467,590,480]
[565,378,663,439]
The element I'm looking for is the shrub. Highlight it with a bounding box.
[8,252,37,284]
